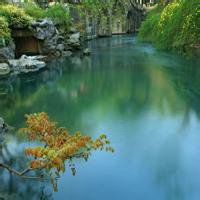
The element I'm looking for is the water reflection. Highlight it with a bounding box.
[0,133,53,200]
[0,35,200,200]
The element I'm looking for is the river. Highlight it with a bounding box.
[1,35,200,200]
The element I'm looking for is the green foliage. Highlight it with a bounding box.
[0,4,33,28]
[156,1,180,49]
[24,3,72,25]
[138,11,161,42]
[139,0,200,52]
[24,3,46,19]
[46,4,71,26]
[0,16,11,45]
[0,0,8,4]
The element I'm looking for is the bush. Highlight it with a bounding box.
[24,3,46,19]
[175,0,200,48]
[46,4,71,26]
[24,3,72,31]
[138,12,161,42]
[0,16,11,45]
[0,4,33,28]
[156,1,180,49]
[138,0,200,52]
[0,0,8,4]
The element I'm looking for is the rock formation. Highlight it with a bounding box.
[0,40,15,63]
[8,55,46,74]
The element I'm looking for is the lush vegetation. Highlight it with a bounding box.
[23,2,46,19]
[0,4,33,28]
[0,4,33,44]
[0,16,11,45]
[139,0,200,52]
[0,2,73,42]
[0,0,129,41]
[24,3,71,25]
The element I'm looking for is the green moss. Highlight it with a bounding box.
[139,0,200,53]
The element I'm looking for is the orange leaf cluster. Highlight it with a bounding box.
[20,112,114,185]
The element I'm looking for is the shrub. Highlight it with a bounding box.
[138,0,200,52]
[0,16,11,45]
[156,1,180,49]
[0,4,33,28]
[24,3,46,19]
[138,12,161,42]
[0,0,8,4]
[46,4,71,26]
[175,0,200,48]
[138,6,162,42]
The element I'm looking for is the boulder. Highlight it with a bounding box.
[68,32,80,44]
[69,27,78,34]
[8,55,46,74]
[0,118,5,132]
[83,48,91,56]
[0,40,15,62]
[32,19,57,40]
[0,117,8,135]
[32,19,68,56]
[67,32,81,50]
[54,51,61,57]
[0,117,11,144]
[62,51,72,57]
[56,44,65,52]
[0,63,10,76]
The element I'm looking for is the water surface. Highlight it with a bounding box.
[0,35,200,200]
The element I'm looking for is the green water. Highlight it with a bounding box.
[0,35,200,200]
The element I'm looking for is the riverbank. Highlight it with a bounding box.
[138,0,200,55]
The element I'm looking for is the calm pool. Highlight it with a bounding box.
[1,35,200,200]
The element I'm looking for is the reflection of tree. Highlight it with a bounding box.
[0,133,53,200]
[0,135,52,200]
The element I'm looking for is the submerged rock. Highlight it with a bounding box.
[8,55,46,74]
[0,63,10,76]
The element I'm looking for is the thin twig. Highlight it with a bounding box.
[0,162,44,179]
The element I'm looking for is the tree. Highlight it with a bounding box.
[0,112,114,191]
